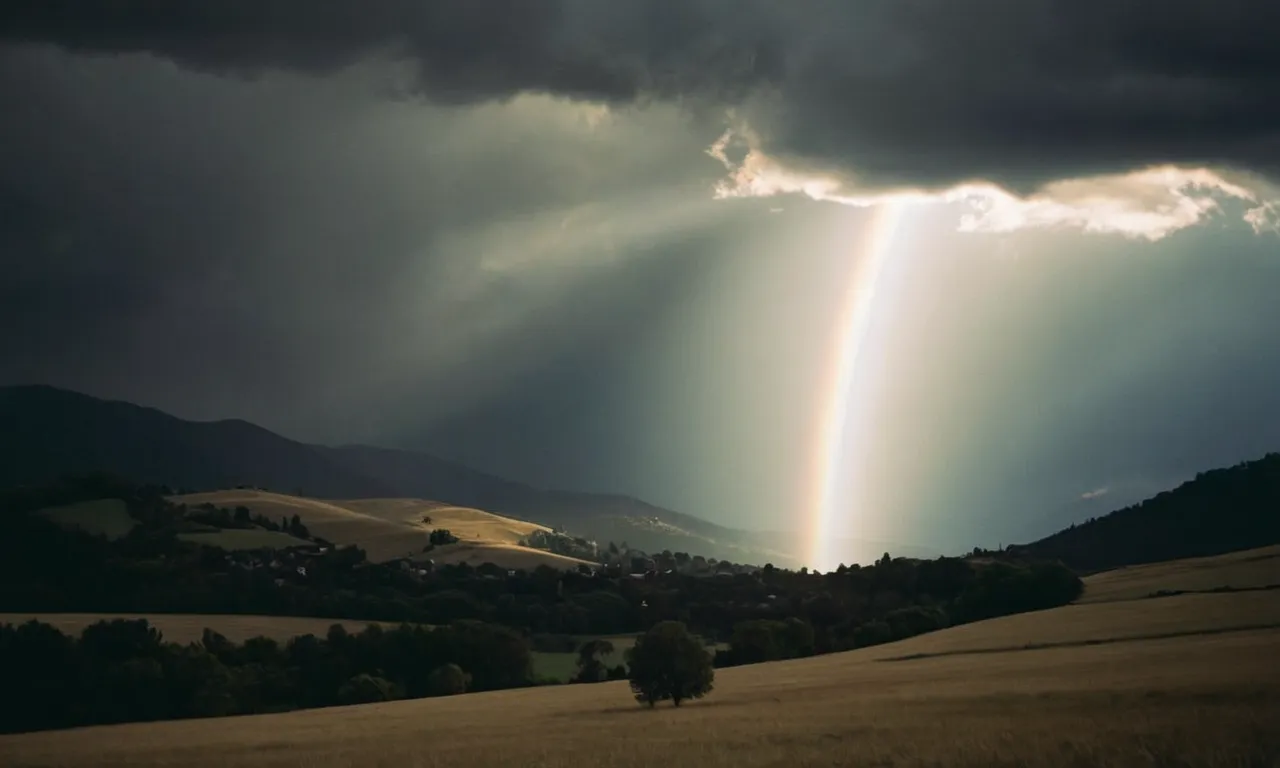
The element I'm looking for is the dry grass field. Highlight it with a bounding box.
[37,499,137,540]
[0,624,1274,767]
[873,589,1280,660]
[337,499,547,544]
[173,490,593,570]
[1080,544,1280,603]
[0,613,398,645]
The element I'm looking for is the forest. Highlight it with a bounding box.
[1018,453,1280,571]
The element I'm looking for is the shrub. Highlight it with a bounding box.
[429,529,459,546]
[426,663,470,697]
[573,639,615,683]
[336,674,399,705]
[852,619,893,648]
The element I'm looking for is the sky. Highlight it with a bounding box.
[1,1,1279,559]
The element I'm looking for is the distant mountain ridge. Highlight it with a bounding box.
[0,385,798,565]
[7,385,1276,572]
[1018,453,1280,572]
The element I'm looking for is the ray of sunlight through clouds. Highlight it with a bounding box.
[2,0,1280,567]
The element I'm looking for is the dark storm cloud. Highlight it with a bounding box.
[3,0,1280,192]
[0,40,743,443]
[0,0,770,104]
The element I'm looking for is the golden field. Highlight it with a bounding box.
[173,490,593,569]
[0,613,397,645]
[0,626,1274,767]
[0,547,1277,766]
[1079,544,1280,603]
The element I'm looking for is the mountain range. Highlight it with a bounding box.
[2,385,934,566]
[7,384,1277,571]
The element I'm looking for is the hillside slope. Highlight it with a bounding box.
[175,490,593,569]
[3,598,1275,766]
[324,444,797,565]
[0,386,386,499]
[0,386,790,565]
[1020,453,1280,571]
[1080,544,1280,603]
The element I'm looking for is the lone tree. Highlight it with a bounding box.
[626,621,714,707]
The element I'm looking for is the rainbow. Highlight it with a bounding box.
[805,202,907,572]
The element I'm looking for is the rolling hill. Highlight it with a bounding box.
[1018,453,1280,571]
[1079,544,1280,603]
[174,489,595,569]
[0,386,796,566]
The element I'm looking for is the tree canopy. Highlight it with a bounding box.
[627,621,714,708]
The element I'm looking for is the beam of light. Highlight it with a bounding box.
[806,201,907,572]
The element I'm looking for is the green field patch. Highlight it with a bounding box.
[177,529,313,551]
[532,635,725,682]
[39,499,136,540]
[530,651,580,682]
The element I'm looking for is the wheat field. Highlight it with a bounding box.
[0,624,1274,767]
[1080,545,1280,603]
[173,490,593,569]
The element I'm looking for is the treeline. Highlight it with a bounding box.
[187,503,313,540]
[1020,452,1280,571]
[0,477,1084,650]
[0,617,531,734]
[714,556,1082,666]
[0,476,1092,733]
[0,506,1082,653]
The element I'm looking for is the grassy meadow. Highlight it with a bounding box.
[531,636,634,682]
[531,636,724,682]
[37,499,136,540]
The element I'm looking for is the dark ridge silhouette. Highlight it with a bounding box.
[0,385,388,498]
[7,385,1278,571]
[1018,453,1280,572]
[0,385,794,564]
